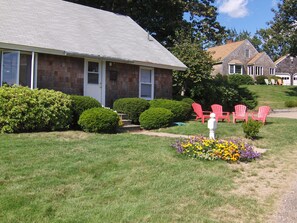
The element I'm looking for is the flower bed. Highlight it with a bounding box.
[172,136,261,163]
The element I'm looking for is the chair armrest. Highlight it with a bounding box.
[202,111,212,115]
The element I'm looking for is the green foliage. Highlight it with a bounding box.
[70,95,101,128]
[285,100,297,108]
[113,98,150,124]
[149,99,192,122]
[242,120,262,139]
[181,97,195,105]
[228,74,254,85]
[139,108,173,130]
[255,75,268,85]
[78,108,119,133]
[0,86,72,133]
[171,33,214,97]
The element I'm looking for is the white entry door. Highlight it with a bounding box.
[84,60,102,103]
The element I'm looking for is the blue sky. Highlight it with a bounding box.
[215,0,280,34]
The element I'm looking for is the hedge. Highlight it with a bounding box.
[139,108,173,130]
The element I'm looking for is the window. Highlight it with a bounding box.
[269,68,275,75]
[229,64,242,74]
[0,51,34,87]
[255,66,263,75]
[139,67,154,100]
[248,66,254,75]
[87,61,99,84]
[245,49,250,58]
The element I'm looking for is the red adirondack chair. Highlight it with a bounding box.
[232,104,248,123]
[192,103,211,124]
[251,106,271,124]
[211,104,230,122]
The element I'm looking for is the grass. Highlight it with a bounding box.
[245,85,297,109]
[1,117,297,222]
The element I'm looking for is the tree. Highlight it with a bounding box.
[65,0,226,47]
[269,0,297,56]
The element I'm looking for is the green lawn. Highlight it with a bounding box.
[245,85,297,109]
[1,117,297,222]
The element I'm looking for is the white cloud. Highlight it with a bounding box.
[218,0,249,18]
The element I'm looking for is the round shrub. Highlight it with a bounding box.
[255,75,268,85]
[113,98,150,123]
[228,74,254,85]
[0,86,72,133]
[70,95,101,127]
[139,108,173,130]
[181,97,195,105]
[149,99,192,122]
[78,107,119,133]
[285,100,297,108]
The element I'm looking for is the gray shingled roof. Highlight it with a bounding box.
[0,0,186,70]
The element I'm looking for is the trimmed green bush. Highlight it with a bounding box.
[242,120,262,139]
[70,95,101,127]
[78,107,119,133]
[0,86,72,133]
[149,99,192,122]
[139,108,173,130]
[285,100,297,108]
[113,98,150,123]
[181,97,195,105]
[255,75,268,85]
[228,74,254,85]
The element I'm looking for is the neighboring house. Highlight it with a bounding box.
[0,0,186,107]
[274,55,297,86]
[207,39,275,78]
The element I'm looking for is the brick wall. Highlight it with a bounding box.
[37,54,84,95]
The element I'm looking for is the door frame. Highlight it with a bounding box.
[83,59,106,106]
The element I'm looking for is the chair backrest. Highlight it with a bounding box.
[264,79,269,85]
[271,79,275,85]
[258,106,270,118]
[234,104,247,116]
[192,103,203,117]
[211,104,223,115]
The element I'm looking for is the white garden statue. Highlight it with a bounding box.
[207,113,217,139]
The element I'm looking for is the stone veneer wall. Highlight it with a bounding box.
[37,53,84,95]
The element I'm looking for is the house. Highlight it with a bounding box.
[207,39,275,78]
[0,0,186,107]
[274,55,297,86]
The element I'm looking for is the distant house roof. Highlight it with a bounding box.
[247,52,265,65]
[207,40,245,62]
[274,55,289,65]
[0,0,186,71]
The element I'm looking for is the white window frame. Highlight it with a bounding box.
[139,67,154,100]
[229,64,243,74]
[269,68,275,75]
[245,49,250,58]
[255,66,263,76]
[0,50,36,88]
[248,65,254,75]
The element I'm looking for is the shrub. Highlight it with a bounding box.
[70,95,101,128]
[0,86,72,133]
[172,136,261,162]
[149,99,192,121]
[139,108,174,130]
[78,107,119,133]
[242,120,262,139]
[285,100,297,108]
[181,97,195,105]
[228,74,254,85]
[113,98,150,124]
[255,75,268,85]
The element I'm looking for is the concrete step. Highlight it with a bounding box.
[118,124,141,133]
[121,119,132,125]
[117,113,129,120]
